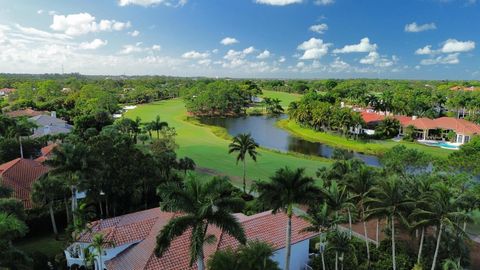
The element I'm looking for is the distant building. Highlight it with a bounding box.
[0,88,16,97]
[29,112,73,138]
[65,208,317,270]
[34,144,58,163]
[450,86,480,92]
[5,108,49,118]
[0,158,49,209]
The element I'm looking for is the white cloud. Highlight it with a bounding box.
[152,44,161,51]
[129,30,140,37]
[118,0,187,7]
[330,57,350,71]
[120,44,144,54]
[182,50,210,59]
[257,50,271,59]
[314,0,335,5]
[37,10,44,15]
[309,23,328,34]
[243,46,256,54]
[79,39,107,50]
[15,24,72,41]
[278,56,286,63]
[441,39,475,53]
[404,22,437,33]
[255,0,302,5]
[333,37,377,53]
[50,13,131,36]
[415,45,434,55]
[220,37,239,46]
[421,53,460,65]
[359,51,396,67]
[297,38,331,60]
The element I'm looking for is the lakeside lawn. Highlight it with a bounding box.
[278,119,452,159]
[261,90,302,108]
[125,98,329,185]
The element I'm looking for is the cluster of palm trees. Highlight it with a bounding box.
[288,97,365,137]
[116,115,168,144]
[263,97,284,115]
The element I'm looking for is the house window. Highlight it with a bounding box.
[464,136,470,143]
[457,134,464,143]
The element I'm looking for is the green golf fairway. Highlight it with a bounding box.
[125,96,329,186]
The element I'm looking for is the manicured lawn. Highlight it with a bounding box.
[15,233,65,257]
[262,90,301,108]
[278,119,452,159]
[125,99,329,185]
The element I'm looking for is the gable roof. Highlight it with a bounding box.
[433,117,480,135]
[403,118,438,130]
[29,115,67,126]
[0,158,50,209]
[77,208,317,270]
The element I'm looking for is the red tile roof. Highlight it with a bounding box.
[0,158,50,209]
[360,112,384,124]
[5,108,49,118]
[433,117,480,135]
[34,144,58,163]
[403,118,437,130]
[85,208,317,270]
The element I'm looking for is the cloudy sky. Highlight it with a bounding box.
[0,0,478,79]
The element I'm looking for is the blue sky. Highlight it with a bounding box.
[0,0,478,79]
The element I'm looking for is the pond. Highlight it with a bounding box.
[199,115,381,167]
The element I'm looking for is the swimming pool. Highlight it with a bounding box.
[422,141,460,150]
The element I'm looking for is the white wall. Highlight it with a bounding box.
[272,239,310,270]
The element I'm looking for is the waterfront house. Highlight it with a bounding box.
[64,208,317,270]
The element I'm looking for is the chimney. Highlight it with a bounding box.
[51,111,57,118]
[412,116,417,120]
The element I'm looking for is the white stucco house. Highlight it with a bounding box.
[64,208,318,270]
[29,112,73,138]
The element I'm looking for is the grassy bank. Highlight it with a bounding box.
[125,98,329,185]
[277,119,451,159]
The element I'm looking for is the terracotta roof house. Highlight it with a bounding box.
[34,144,58,163]
[64,208,318,270]
[29,112,73,138]
[5,108,49,118]
[0,88,16,96]
[0,158,49,209]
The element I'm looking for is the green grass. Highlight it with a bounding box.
[278,119,452,159]
[15,233,65,257]
[125,98,329,185]
[261,90,301,108]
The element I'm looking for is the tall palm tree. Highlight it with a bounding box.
[327,230,356,270]
[150,115,168,139]
[255,167,319,270]
[410,184,469,270]
[155,175,246,270]
[301,202,338,270]
[45,143,93,224]
[7,118,36,158]
[88,233,114,270]
[322,181,354,235]
[344,165,376,264]
[31,175,64,236]
[177,157,196,175]
[366,177,413,270]
[228,133,259,193]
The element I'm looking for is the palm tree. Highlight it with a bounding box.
[88,233,114,270]
[301,202,338,270]
[155,175,246,270]
[7,118,36,158]
[366,177,413,270]
[255,167,319,270]
[322,181,354,235]
[45,143,93,224]
[344,165,376,264]
[442,258,463,270]
[150,115,168,139]
[410,184,469,270]
[327,230,356,270]
[177,157,196,175]
[209,241,280,270]
[228,133,259,193]
[31,175,64,236]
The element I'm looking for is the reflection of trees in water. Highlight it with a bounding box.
[287,137,325,156]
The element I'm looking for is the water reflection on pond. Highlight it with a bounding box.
[199,115,381,167]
